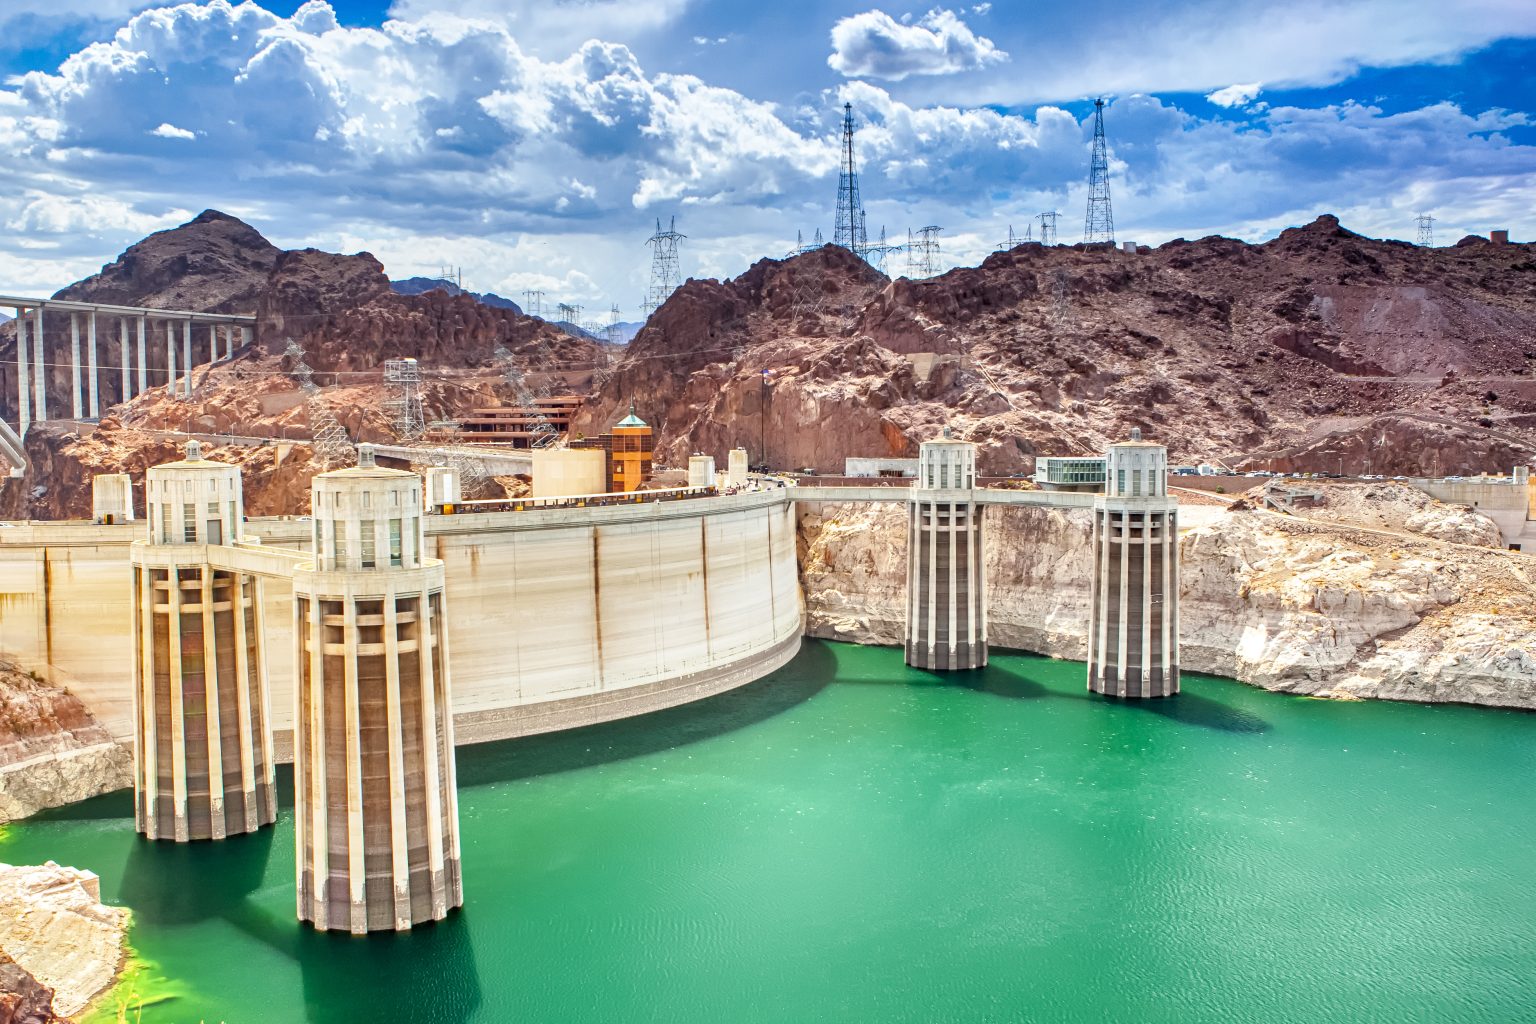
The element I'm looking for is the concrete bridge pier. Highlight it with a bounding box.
[128,442,277,840]
[293,444,462,933]
[1087,430,1179,698]
[905,433,987,671]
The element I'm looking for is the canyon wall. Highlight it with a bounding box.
[798,488,1536,709]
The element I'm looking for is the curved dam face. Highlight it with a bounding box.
[0,490,803,750]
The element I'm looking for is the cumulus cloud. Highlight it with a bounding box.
[827,7,1007,81]
[0,0,1532,303]
[1206,83,1263,109]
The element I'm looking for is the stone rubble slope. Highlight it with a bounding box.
[1271,479,1504,546]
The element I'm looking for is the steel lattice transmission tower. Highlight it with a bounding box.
[1038,211,1059,246]
[1416,213,1435,247]
[996,223,1033,252]
[1083,98,1115,244]
[905,226,942,278]
[864,226,902,276]
[522,290,545,318]
[383,357,425,440]
[834,103,868,257]
[283,339,355,466]
[643,216,686,319]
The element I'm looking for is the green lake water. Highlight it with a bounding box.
[4,640,1535,1023]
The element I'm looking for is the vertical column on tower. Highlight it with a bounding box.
[1087,429,1180,698]
[137,317,148,395]
[15,310,29,435]
[182,320,192,398]
[293,444,463,934]
[165,320,177,396]
[128,440,276,840]
[904,431,986,671]
[120,317,132,404]
[31,306,45,422]
[70,314,82,418]
[87,311,99,418]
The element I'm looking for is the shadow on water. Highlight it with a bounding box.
[1118,690,1272,735]
[295,912,483,1024]
[21,786,134,822]
[455,639,837,789]
[957,663,1049,701]
[119,825,277,925]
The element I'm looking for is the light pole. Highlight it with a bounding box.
[759,369,772,471]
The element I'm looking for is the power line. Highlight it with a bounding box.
[1416,212,1435,247]
[1038,211,1059,246]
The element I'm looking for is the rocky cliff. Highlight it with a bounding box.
[798,483,1536,708]
[0,661,130,824]
[587,217,1536,476]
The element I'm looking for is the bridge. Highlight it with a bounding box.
[2,294,255,454]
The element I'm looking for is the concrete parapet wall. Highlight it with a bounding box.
[0,491,803,745]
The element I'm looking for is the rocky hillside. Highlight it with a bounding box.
[798,482,1536,709]
[0,211,598,519]
[585,217,1536,476]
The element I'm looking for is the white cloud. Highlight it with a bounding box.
[828,7,1007,81]
[0,1,1532,308]
[1206,83,1262,109]
[150,121,194,139]
[385,0,692,55]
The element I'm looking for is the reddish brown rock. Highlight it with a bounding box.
[582,215,1536,475]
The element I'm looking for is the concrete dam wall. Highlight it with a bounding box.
[0,490,803,747]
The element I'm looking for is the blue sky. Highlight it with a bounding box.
[1,0,1533,319]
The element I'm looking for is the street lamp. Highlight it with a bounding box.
[759,369,773,471]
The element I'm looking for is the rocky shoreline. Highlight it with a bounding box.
[0,862,130,1021]
[798,483,1536,710]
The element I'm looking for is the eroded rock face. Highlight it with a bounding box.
[797,489,1536,709]
[588,216,1536,476]
[0,951,62,1024]
[0,660,131,824]
[0,862,129,1019]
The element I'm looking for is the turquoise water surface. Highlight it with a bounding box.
[4,640,1535,1023]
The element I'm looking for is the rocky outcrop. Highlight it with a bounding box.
[1284,479,1503,546]
[0,950,63,1024]
[0,661,130,824]
[589,215,1536,476]
[0,862,129,1019]
[798,484,1536,709]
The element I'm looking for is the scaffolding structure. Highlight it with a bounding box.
[906,226,943,279]
[283,339,354,466]
[643,216,685,319]
[1038,211,1059,246]
[383,357,425,441]
[1417,213,1435,247]
[1083,98,1115,244]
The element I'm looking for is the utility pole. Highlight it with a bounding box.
[1083,98,1114,244]
[760,369,772,470]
